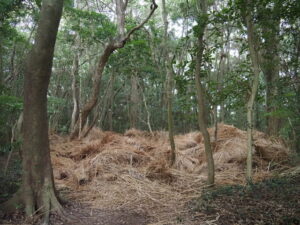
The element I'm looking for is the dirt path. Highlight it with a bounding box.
[1,202,150,225]
[50,203,150,225]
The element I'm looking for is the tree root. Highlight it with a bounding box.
[0,187,81,225]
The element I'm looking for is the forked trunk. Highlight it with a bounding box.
[70,0,158,139]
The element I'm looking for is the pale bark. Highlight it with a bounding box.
[243,0,261,182]
[70,37,80,132]
[162,0,176,166]
[108,71,116,131]
[129,73,139,128]
[4,43,16,84]
[142,92,153,134]
[116,0,126,37]
[82,77,112,137]
[70,0,158,139]
[214,47,226,142]
[195,0,215,185]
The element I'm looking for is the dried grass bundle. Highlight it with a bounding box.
[50,124,290,224]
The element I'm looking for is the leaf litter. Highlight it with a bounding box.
[50,124,290,224]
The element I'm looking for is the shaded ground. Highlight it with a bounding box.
[189,173,300,225]
[1,202,149,225]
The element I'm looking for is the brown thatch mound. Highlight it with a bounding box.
[50,124,290,224]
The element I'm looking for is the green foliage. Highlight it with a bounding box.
[47,96,67,115]
[0,95,22,142]
[0,95,23,110]
[0,157,22,203]
[63,7,116,43]
[0,0,23,22]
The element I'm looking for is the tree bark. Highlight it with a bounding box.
[243,0,261,182]
[194,0,215,186]
[162,0,176,166]
[261,20,280,136]
[70,37,80,132]
[70,0,158,139]
[142,91,153,134]
[0,44,2,84]
[129,72,139,128]
[108,70,115,131]
[1,0,64,223]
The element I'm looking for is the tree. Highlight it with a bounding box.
[162,0,176,166]
[250,0,281,136]
[1,0,64,223]
[242,0,261,182]
[194,0,215,185]
[129,72,140,128]
[70,0,158,139]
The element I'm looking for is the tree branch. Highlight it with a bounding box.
[124,0,129,10]
[121,0,158,45]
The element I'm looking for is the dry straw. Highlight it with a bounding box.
[50,124,289,224]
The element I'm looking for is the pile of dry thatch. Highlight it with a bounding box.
[50,124,289,224]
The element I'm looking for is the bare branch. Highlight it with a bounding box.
[121,0,158,44]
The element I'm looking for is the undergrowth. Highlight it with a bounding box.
[189,174,300,225]
[0,152,22,203]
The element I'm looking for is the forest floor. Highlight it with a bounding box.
[1,124,299,225]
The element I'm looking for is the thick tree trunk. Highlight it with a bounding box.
[1,0,64,223]
[244,0,261,182]
[162,0,176,166]
[194,0,215,186]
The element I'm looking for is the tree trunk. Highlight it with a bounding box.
[0,43,4,83]
[142,91,153,134]
[243,0,261,182]
[1,0,64,223]
[70,39,80,132]
[108,71,115,131]
[70,0,158,139]
[162,0,176,166]
[194,0,215,186]
[129,72,139,129]
[261,21,280,136]
[0,43,3,84]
